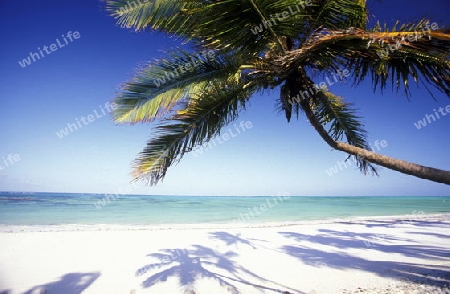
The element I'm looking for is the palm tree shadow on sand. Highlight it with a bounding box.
[209,231,263,249]
[136,244,302,294]
[280,231,450,289]
[22,272,100,294]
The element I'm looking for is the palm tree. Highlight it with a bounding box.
[105,0,450,185]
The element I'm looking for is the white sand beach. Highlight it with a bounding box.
[0,215,449,294]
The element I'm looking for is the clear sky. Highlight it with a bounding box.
[0,0,449,196]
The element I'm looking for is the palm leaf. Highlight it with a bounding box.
[113,49,245,124]
[274,23,450,97]
[351,42,450,97]
[311,91,377,175]
[105,0,369,56]
[308,0,367,30]
[133,78,258,184]
[105,0,192,34]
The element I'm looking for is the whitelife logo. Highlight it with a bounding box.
[413,104,450,130]
[325,140,388,176]
[153,49,216,87]
[55,102,117,139]
[0,154,21,171]
[191,121,253,157]
[18,31,81,68]
[250,0,313,35]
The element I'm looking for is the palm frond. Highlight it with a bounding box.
[310,0,367,30]
[312,91,378,175]
[105,0,368,57]
[349,29,450,97]
[196,0,368,53]
[133,78,259,184]
[274,24,450,97]
[182,0,304,54]
[113,49,244,124]
[105,0,194,34]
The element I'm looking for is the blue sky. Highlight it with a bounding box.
[0,0,449,196]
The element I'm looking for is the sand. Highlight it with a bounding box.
[0,215,449,294]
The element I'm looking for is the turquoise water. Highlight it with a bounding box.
[0,192,449,226]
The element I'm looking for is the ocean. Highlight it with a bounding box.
[0,192,449,228]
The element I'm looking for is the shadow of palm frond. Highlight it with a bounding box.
[280,230,450,260]
[408,231,450,239]
[23,272,100,294]
[280,230,450,289]
[208,232,258,249]
[137,248,239,293]
[136,246,302,294]
[282,244,450,288]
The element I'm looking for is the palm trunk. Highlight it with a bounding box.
[300,100,450,185]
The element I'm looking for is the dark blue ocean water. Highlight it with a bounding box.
[0,192,449,226]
